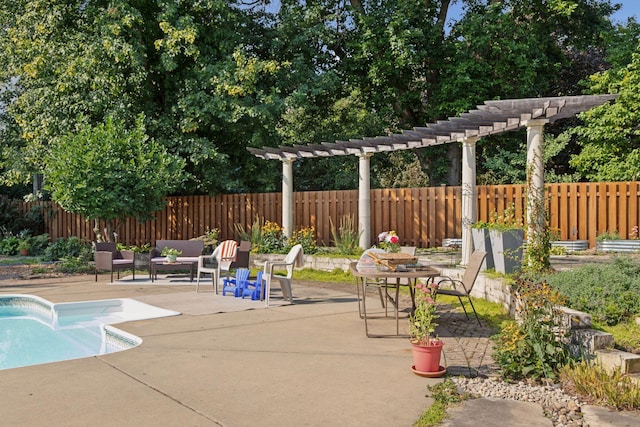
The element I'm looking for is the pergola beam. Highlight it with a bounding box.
[247,95,618,255]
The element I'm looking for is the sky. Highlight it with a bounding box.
[447,0,640,26]
[611,0,640,23]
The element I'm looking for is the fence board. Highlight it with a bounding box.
[13,182,640,249]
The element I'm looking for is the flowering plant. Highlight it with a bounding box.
[409,282,440,346]
[377,230,400,252]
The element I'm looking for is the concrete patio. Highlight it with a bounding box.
[0,274,443,426]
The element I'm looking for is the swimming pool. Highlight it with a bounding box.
[0,295,181,370]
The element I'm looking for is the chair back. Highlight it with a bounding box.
[94,242,117,253]
[230,241,251,269]
[215,240,238,271]
[461,251,487,293]
[282,244,304,278]
[235,268,250,284]
[399,246,416,255]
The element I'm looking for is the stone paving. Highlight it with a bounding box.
[436,306,500,378]
[313,278,499,378]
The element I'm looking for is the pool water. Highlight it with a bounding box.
[0,295,180,370]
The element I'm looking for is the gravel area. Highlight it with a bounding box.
[453,376,587,427]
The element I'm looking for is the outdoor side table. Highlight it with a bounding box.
[349,262,439,337]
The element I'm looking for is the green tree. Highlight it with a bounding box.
[0,0,286,195]
[426,0,618,185]
[569,45,640,181]
[44,115,185,241]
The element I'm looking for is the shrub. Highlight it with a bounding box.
[286,226,317,254]
[543,257,640,326]
[492,276,572,381]
[28,233,50,256]
[257,220,285,253]
[561,362,640,410]
[234,216,264,253]
[330,215,361,255]
[44,237,92,262]
[0,197,45,235]
[596,230,620,241]
[56,256,94,274]
[0,234,20,255]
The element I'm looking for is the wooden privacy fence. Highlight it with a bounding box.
[17,181,640,249]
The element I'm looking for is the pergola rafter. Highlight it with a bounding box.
[248,95,618,265]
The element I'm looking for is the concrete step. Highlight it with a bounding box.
[595,348,640,374]
[559,306,592,329]
[571,329,615,352]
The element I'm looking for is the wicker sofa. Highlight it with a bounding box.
[149,240,205,281]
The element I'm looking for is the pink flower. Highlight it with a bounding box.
[388,235,399,244]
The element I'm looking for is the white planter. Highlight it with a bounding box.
[489,229,524,274]
[471,228,494,271]
[596,240,640,253]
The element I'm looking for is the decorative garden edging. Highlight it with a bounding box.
[551,240,589,253]
[250,253,357,272]
[442,238,462,248]
[596,240,640,253]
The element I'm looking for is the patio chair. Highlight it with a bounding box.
[241,271,263,300]
[262,244,304,306]
[94,242,135,282]
[222,268,250,297]
[195,240,238,293]
[434,250,486,326]
[230,241,251,269]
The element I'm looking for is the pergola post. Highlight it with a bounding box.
[358,153,372,249]
[247,95,617,252]
[524,119,548,262]
[282,158,295,238]
[461,137,479,266]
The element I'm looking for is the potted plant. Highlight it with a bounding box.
[131,244,152,270]
[17,239,31,256]
[409,281,445,377]
[161,247,182,263]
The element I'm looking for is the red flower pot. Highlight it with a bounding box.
[411,340,444,373]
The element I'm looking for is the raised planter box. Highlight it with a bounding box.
[489,229,524,274]
[442,238,462,248]
[471,228,494,271]
[250,253,356,272]
[551,240,589,253]
[596,240,640,253]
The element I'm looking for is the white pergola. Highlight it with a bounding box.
[248,94,618,265]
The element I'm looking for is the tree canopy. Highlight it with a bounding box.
[1,0,639,198]
[45,115,185,241]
